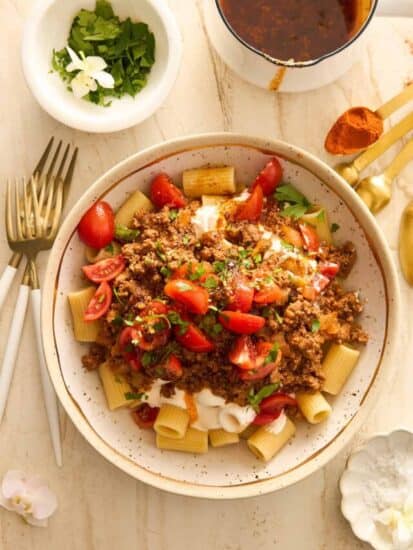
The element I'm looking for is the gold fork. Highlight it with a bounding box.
[0,138,77,311]
[0,146,77,466]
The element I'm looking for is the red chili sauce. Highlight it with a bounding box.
[219,0,362,62]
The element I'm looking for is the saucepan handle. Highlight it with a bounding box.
[376,0,413,17]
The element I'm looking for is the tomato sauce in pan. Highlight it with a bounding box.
[219,0,363,62]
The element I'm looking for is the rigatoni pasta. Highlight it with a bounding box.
[156,427,208,454]
[296,392,332,424]
[85,242,121,263]
[247,418,296,462]
[154,405,189,439]
[115,190,154,227]
[301,206,333,244]
[209,429,239,448]
[322,344,361,395]
[99,362,139,411]
[68,286,102,342]
[183,167,236,197]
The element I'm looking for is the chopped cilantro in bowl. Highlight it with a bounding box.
[52,0,156,106]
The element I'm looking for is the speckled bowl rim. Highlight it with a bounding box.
[41,132,400,499]
[339,428,413,548]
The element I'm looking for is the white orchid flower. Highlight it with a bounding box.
[376,495,413,549]
[66,46,114,98]
[0,470,58,527]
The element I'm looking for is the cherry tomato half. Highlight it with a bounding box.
[218,311,265,335]
[313,273,331,293]
[319,261,340,279]
[131,404,159,429]
[175,323,215,352]
[253,394,297,426]
[238,345,282,381]
[252,158,283,196]
[228,335,256,370]
[150,173,186,209]
[78,201,115,249]
[82,255,125,283]
[84,281,112,322]
[164,279,209,315]
[172,262,212,282]
[254,284,289,306]
[164,355,183,378]
[235,185,264,222]
[227,275,254,313]
[299,223,320,252]
[280,225,304,248]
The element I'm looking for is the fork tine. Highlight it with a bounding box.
[37,174,49,213]
[49,178,64,237]
[43,175,56,231]
[62,147,78,205]
[33,137,54,177]
[46,140,63,182]
[6,179,14,241]
[54,144,70,183]
[30,176,42,237]
[15,178,24,240]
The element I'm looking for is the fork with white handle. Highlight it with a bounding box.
[0,141,77,467]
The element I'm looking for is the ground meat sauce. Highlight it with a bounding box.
[82,186,368,407]
[219,0,362,62]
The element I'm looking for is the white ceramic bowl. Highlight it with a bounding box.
[21,0,182,133]
[41,133,400,498]
[340,429,413,550]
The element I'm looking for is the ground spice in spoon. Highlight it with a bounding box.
[325,107,384,155]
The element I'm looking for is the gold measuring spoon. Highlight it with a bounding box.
[356,139,413,213]
[399,200,413,286]
[336,111,413,186]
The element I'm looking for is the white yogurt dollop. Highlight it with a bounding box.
[265,411,287,435]
[191,205,220,237]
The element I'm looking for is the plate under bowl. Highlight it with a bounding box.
[41,133,400,498]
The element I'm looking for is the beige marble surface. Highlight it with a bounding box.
[0,2,413,549]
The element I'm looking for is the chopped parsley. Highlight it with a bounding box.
[142,351,154,367]
[311,319,321,333]
[280,240,294,251]
[52,0,156,106]
[168,209,179,221]
[167,311,189,336]
[253,253,263,265]
[141,342,180,369]
[199,311,222,339]
[264,342,280,365]
[202,276,219,290]
[182,235,190,245]
[331,223,340,233]
[248,383,280,412]
[124,391,144,401]
[115,224,139,242]
[160,266,171,278]
[188,264,206,281]
[275,311,283,324]
[113,287,124,304]
[275,184,311,219]
[105,242,114,253]
[155,241,167,262]
[111,315,123,328]
[213,260,227,274]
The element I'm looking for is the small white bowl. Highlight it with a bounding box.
[340,429,413,550]
[21,0,182,133]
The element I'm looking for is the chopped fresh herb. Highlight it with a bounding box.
[188,264,206,281]
[248,383,280,412]
[212,323,223,335]
[202,276,219,290]
[142,352,154,367]
[199,311,222,339]
[264,276,274,285]
[155,241,167,262]
[105,242,114,254]
[264,342,280,365]
[238,248,250,259]
[124,391,144,401]
[275,311,283,324]
[167,311,189,336]
[331,223,340,233]
[113,287,124,304]
[261,306,273,319]
[275,184,311,219]
[182,235,190,245]
[253,253,263,265]
[280,240,294,251]
[52,0,156,106]
[153,321,167,332]
[316,209,326,222]
[111,315,123,327]
[168,209,179,221]
[115,224,139,242]
[213,260,227,274]
[311,319,321,333]
[160,266,171,278]
[242,259,253,269]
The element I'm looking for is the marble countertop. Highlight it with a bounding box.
[1,2,413,549]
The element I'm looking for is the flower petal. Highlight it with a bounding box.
[30,486,58,520]
[2,470,27,499]
[66,46,84,72]
[93,70,115,89]
[85,56,107,74]
[71,72,97,98]
[0,494,15,512]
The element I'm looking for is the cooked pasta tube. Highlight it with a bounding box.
[301,207,333,244]
[322,344,361,395]
[239,424,258,440]
[201,195,228,207]
[85,242,121,263]
[99,362,139,411]
[115,190,154,227]
[183,167,236,197]
[247,418,296,462]
[209,429,239,448]
[154,404,189,439]
[156,427,208,454]
[68,286,102,342]
[296,391,331,424]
